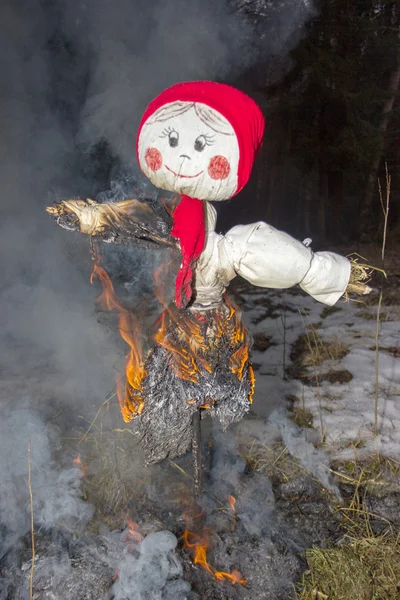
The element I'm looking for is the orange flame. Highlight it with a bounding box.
[125,518,143,543]
[227,495,236,513]
[90,262,145,421]
[248,365,255,404]
[154,306,211,383]
[90,250,254,417]
[152,295,254,404]
[183,529,247,585]
[73,454,87,476]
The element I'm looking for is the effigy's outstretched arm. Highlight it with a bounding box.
[46,198,178,251]
[221,222,372,304]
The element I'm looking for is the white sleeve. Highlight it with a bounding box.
[221,222,351,306]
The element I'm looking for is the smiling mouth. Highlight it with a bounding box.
[165,165,203,179]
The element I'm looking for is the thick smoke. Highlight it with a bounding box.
[0,409,93,558]
[71,0,253,166]
[111,530,194,600]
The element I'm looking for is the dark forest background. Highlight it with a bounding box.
[227,0,400,245]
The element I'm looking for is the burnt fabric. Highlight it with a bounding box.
[132,300,254,463]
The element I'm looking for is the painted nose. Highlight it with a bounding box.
[180,154,191,160]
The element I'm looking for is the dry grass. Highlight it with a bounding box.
[293,311,349,370]
[68,422,193,533]
[60,393,151,529]
[361,287,400,308]
[286,394,315,428]
[292,406,314,428]
[243,438,400,600]
[320,305,342,319]
[289,321,351,444]
[305,335,348,368]
[297,535,400,600]
[240,439,308,482]
[355,306,400,321]
[292,325,349,369]
[331,454,400,495]
[297,458,400,600]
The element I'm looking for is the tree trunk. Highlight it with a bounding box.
[317,159,327,243]
[327,170,344,242]
[361,44,400,234]
[303,173,312,235]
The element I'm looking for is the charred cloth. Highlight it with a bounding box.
[128,299,254,464]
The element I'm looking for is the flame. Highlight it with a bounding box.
[151,295,254,404]
[248,365,255,403]
[154,306,211,383]
[183,529,247,585]
[73,454,87,476]
[90,262,145,421]
[230,344,249,379]
[222,296,254,402]
[227,495,236,513]
[125,518,143,543]
[90,251,254,417]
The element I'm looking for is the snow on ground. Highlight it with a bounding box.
[237,282,400,463]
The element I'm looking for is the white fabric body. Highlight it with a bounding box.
[137,102,239,201]
[191,205,351,310]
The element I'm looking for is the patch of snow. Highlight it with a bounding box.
[239,286,400,463]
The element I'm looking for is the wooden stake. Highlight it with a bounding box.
[192,410,202,500]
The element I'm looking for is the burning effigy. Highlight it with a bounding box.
[47,81,371,468]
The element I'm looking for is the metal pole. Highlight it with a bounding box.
[192,409,202,500]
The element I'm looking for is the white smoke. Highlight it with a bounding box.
[269,409,342,498]
[111,530,194,600]
[0,409,93,558]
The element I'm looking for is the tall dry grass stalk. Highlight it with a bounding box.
[27,440,35,600]
[374,164,390,436]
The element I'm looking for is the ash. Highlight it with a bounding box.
[1,528,195,600]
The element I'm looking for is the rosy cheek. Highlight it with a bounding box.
[145,147,162,171]
[208,155,231,180]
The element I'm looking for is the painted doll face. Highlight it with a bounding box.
[137,102,239,201]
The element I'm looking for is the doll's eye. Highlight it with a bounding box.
[168,130,179,148]
[194,134,214,152]
[160,128,179,148]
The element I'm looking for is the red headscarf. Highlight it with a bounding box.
[137,81,265,308]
